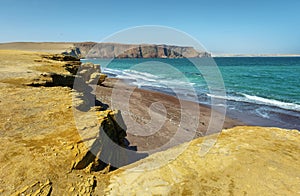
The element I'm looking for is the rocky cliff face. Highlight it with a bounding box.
[0,50,115,195]
[63,42,211,59]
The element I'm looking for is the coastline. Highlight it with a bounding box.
[92,57,300,131]
[0,49,299,195]
[100,76,300,132]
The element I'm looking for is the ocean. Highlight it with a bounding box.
[81,57,300,130]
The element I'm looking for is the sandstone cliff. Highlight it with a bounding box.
[0,50,113,195]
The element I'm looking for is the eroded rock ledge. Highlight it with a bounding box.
[28,54,129,173]
[0,51,127,195]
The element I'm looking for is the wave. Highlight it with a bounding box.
[103,68,124,76]
[207,93,300,112]
[122,70,159,79]
[103,68,195,89]
[103,68,157,83]
[242,94,300,112]
[103,67,300,112]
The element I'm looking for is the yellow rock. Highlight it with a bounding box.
[106,126,300,195]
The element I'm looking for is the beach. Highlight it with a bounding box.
[95,78,243,152]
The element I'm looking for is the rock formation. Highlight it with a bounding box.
[0,50,116,195]
[65,42,211,59]
[27,53,126,173]
[105,126,300,195]
[27,54,107,88]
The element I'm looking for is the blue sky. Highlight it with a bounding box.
[1,0,299,54]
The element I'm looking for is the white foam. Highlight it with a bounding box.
[104,67,196,91]
[123,70,159,79]
[242,94,300,112]
[255,108,271,119]
[103,68,124,75]
[206,94,237,101]
[103,68,157,82]
[207,93,300,112]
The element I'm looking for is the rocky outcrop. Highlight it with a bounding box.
[63,42,211,59]
[0,50,126,195]
[28,55,107,87]
[30,53,125,173]
[106,126,300,195]
[76,62,107,85]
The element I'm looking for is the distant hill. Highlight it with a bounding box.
[0,42,210,58]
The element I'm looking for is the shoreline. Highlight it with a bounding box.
[83,57,300,131]
[95,77,244,152]
[99,76,300,131]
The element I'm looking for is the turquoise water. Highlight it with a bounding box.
[216,57,300,106]
[82,57,300,129]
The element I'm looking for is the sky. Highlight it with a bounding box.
[1,0,300,54]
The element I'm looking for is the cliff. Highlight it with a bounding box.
[0,42,210,59]
[68,42,211,59]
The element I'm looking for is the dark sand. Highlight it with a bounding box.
[94,78,244,153]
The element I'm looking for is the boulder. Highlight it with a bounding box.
[77,63,101,82]
[89,73,107,85]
